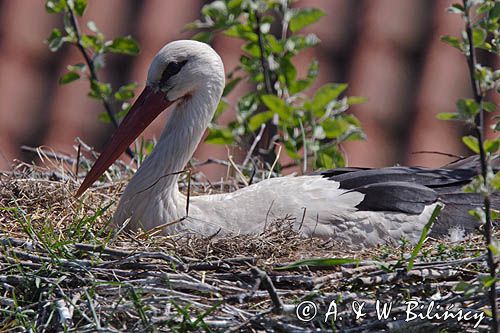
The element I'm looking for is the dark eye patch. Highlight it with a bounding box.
[160,59,188,86]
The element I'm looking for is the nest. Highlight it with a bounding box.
[0,156,497,332]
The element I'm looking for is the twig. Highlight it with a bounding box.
[75,143,81,180]
[228,154,248,186]
[298,207,306,231]
[254,12,273,96]
[263,200,275,233]
[267,144,282,179]
[411,150,463,158]
[242,124,266,166]
[254,10,277,163]
[186,169,191,216]
[250,268,284,314]
[21,145,76,165]
[299,119,307,173]
[66,5,134,160]
[135,169,188,195]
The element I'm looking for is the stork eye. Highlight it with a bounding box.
[160,60,188,86]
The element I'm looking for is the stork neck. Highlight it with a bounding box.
[137,86,220,194]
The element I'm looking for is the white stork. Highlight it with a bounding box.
[76,40,497,247]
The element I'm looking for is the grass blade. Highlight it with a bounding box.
[407,204,443,272]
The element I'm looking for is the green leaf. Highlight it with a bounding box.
[477,2,494,14]
[488,242,499,256]
[456,98,480,118]
[266,35,283,53]
[47,28,64,51]
[280,57,297,83]
[213,99,228,121]
[289,8,325,32]
[201,0,227,18]
[192,31,213,43]
[276,257,358,270]
[284,139,301,160]
[469,208,486,223]
[98,111,112,123]
[484,139,500,153]
[89,80,112,100]
[288,81,308,95]
[472,28,487,46]
[312,83,347,114]
[223,77,242,97]
[224,24,258,42]
[81,34,103,52]
[67,63,86,72]
[114,82,138,101]
[448,3,464,14]
[72,0,87,16]
[436,112,460,120]
[248,111,273,131]
[407,204,442,272]
[261,95,286,113]
[262,95,291,121]
[242,42,261,57]
[491,2,500,20]
[59,71,80,84]
[285,33,320,52]
[205,127,235,145]
[45,0,66,14]
[346,96,367,105]
[289,60,318,94]
[344,114,362,127]
[480,275,498,288]
[321,118,349,139]
[441,35,462,51]
[492,172,500,190]
[227,0,243,11]
[483,101,497,112]
[462,135,480,154]
[316,145,344,169]
[106,36,140,56]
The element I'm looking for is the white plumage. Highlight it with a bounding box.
[77,40,485,247]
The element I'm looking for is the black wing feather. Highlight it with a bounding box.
[347,181,437,214]
[315,155,499,236]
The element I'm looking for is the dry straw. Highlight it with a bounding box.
[0,151,496,331]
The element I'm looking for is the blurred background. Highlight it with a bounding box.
[0,0,498,180]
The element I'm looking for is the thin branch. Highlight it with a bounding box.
[75,143,81,180]
[186,169,191,216]
[242,124,266,166]
[411,150,463,159]
[254,12,273,95]
[66,5,134,160]
[299,119,307,173]
[463,1,498,331]
[135,169,188,195]
[267,144,282,179]
[254,10,278,163]
[250,268,284,314]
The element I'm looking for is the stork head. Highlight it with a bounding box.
[76,40,224,197]
[147,40,224,101]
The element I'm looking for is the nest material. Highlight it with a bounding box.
[0,161,497,332]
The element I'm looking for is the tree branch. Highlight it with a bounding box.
[462,1,498,331]
[254,10,278,164]
[66,5,134,160]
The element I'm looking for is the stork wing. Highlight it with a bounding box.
[317,155,499,236]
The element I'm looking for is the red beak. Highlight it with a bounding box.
[76,86,172,197]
